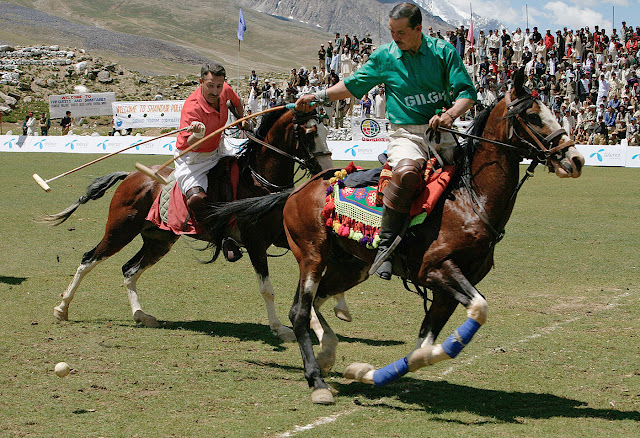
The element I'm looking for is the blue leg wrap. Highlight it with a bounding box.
[441,318,482,358]
[372,357,409,386]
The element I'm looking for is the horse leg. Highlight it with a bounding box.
[122,228,179,328]
[345,260,487,386]
[312,257,369,374]
[255,273,296,342]
[243,234,296,342]
[331,293,352,322]
[414,291,459,349]
[54,225,141,321]
[289,269,334,404]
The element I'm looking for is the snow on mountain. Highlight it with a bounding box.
[414,0,507,34]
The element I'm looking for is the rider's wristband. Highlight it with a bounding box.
[313,89,330,105]
[444,111,456,122]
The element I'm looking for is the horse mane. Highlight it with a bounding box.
[255,108,289,140]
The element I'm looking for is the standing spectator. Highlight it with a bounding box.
[249,70,258,85]
[318,44,326,70]
[512,28,524,65]
[39,112,50,136]
[500,29,511,62]
[544,29,555,59]
[488,29,500,59]
[531,27,542,45]
[374,85,386,119]
[21,114,29,135]
[596,73,610,106]
[260,79,271,110]
[523,28,532,52]
[60,110,72,135]
[326,41,334,71]
[477,30,486,60]
[361,94,372,116]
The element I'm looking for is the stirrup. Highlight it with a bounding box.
[375,258,393,280]
[222,238,243,262]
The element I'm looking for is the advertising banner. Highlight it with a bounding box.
[625,146,640,168]
[112,100,185,129]
[49,92,117,118]
[579,145,627,167]
[351,117,389,143]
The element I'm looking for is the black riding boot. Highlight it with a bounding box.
[372,206,409,280]
[187,189,243,262]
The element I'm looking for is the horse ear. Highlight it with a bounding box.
[513,67,526,98]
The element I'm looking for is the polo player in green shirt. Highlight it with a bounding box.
[296,2,477,280]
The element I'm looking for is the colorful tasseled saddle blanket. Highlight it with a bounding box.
[322,160,455,248]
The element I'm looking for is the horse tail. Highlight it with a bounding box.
[37,171,130,226]
[201,189,293,236]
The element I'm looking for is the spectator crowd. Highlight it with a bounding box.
[250,22,640,145]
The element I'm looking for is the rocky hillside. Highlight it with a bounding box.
[0,44,289,135]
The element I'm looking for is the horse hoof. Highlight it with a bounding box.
[133,310,160,328]
[275,326,297,343]
[311,388,334,405]
[316,351,336,376]
[344,363,375,383]
[54,306,68,321]
[334,307,352,322]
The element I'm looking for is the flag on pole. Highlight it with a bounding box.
[238,9,246,41]
[467,4,474,48]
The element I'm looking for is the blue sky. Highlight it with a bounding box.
[452,0,640,32]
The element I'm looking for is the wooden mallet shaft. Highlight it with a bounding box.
[32,128,188,192]
[135,103,299,184]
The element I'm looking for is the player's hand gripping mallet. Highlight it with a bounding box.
[32,127,189,192]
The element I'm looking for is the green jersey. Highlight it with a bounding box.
[344,34,477,125]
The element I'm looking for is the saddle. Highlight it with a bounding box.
[146,156,240,235]
[322,160,455,248]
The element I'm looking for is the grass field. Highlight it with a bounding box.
[0,152,638,437]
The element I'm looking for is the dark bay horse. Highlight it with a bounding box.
[42,108,342,341]
[214,68,585,403]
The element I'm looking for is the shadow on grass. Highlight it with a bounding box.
[331,378,640,423]
[0,276,27,285]
[159,319,404,348]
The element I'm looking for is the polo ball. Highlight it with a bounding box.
[54,362,70,377]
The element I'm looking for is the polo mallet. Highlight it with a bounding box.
[135,102,309,184]
[32,127,188,192]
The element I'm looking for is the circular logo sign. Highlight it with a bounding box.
[360,118,380,138]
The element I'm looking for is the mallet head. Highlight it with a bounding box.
[33,174,51,192]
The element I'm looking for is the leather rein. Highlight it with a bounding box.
[436,92,576,244]
[244,112,329,191]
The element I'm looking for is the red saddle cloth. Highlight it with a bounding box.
[147,182,203,235]
[146,160,240,235]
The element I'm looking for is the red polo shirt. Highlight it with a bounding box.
[176,82,241,152]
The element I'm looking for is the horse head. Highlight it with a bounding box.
[506,67,584,178]
[291,110,333,174]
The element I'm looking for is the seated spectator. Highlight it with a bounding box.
[608,94,621,110]
[604,106,617,127]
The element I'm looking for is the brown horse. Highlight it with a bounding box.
[216,68,585,404]
[42,108,342,341]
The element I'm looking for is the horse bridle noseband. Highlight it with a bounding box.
[435,92,577,244]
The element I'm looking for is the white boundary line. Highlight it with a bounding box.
[275,407,359,437]
[441,291,631,376]
[274,291,632,436]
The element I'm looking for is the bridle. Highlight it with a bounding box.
[243,110,330,191]
[435,91,577,244]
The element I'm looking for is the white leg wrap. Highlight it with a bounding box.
[54,260,99,320]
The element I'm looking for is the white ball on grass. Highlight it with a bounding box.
[54,362,70,377]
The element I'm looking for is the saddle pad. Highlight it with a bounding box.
[325,165,455,247]
[146,173,204,235]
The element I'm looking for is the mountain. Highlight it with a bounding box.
[414,0,506,34]
[236,0,454,43]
